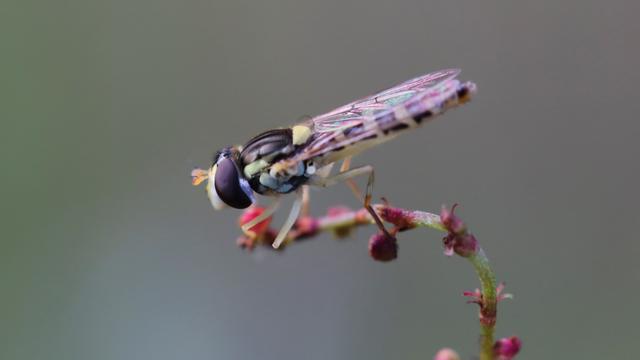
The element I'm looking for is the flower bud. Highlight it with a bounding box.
[378,206,417,231]
[443,233,478,258]
[494,336,522,359]
[440,204,466,235]
[440,205,478,258]
[294,216,320,238]
[238,206,272,237]
[368,231,398,262]
[433,348,461,360]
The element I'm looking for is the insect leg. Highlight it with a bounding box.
[340,157,364,201]
[241,197,282,232]
[310,165,390,236]
[301,185,310,217]
[310,165,374,188]
[272,191,304,249]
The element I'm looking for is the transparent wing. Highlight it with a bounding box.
[294,73,473,164]
[312,69,460,134]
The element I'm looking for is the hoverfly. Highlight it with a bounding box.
[191,69,477,248]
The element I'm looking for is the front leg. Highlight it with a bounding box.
[241,197,282,232]
[271,190,304,249]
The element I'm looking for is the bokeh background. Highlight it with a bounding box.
[4,0,640,359]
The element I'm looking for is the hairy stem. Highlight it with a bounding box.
[469,249,497,360]
[409,210,498,360]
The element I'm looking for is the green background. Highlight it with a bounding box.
[3,0,639,359]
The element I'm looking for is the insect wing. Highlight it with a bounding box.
[297,72,467,162]
[311,112,364,133]
[311,69,460,134]
[377,68,460,97]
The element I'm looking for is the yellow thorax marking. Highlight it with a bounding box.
[292,125,312,145]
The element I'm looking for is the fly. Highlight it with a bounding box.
[191,69,477,248]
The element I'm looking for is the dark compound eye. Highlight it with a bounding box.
[214,157,253,209]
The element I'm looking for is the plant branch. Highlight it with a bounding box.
[469,249,498,360]
[237,203,514,359]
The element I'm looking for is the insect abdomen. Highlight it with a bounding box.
[317,81,477,165]
[380,81,477,133]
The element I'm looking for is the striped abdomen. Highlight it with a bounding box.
[313,80,477,165]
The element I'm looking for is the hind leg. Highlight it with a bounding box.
[340,157,364,201]
[301,185,310,217]
[309,164,390,236]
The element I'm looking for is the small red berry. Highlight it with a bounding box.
[368,232,398,262]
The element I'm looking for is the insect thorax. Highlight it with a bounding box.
[248,161,310,195]
[238,125,315,195]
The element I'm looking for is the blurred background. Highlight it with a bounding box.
[3,0,640,359]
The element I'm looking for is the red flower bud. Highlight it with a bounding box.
[440,204,466,235]
[443,233,478,258]
[378,206,417,231]
[494,336,522,359]
[440,204,477,258]
[463,283,511,326]
[294,216,320,238]
[368,231,398,262]
[238,206,272,237]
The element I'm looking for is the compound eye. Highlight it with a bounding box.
[214,157,253,209]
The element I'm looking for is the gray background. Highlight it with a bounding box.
[3,0,640,359]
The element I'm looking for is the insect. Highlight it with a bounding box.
[191,69,477,248]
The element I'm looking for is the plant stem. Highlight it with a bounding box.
[469,248,497,360]
[305,206,499,359]
[242,204,501,359]
[410,210,498,360]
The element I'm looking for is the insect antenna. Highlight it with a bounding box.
[191,168,209,186]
